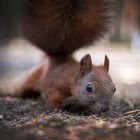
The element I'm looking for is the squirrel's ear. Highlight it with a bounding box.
[104,55,109,72]
[79,54,92,77]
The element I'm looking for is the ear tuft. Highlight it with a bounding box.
[104,55,109,72]
[79,54,92,77]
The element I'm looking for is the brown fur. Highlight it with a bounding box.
[13,54,115,112]
[23,0,114,55]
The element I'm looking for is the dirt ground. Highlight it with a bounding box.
[0,95,139,140]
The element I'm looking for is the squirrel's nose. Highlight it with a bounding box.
[90,103,109,113]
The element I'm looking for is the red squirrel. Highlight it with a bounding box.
[13,54,116,113]
[12,0,115,113]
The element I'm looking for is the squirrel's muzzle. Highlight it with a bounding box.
[90,102,109,113]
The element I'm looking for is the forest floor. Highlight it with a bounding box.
[0,95,139,140]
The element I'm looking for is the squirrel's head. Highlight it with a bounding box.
[76,54,116,113]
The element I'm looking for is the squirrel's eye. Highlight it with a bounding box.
[86,84,92,92]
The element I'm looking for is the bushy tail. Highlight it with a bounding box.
[23,0,114,55]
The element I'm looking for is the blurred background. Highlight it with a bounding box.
[0,0,140,102]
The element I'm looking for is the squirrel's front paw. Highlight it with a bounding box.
[61,96,91,115]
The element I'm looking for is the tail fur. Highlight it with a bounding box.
[23,0,114,55]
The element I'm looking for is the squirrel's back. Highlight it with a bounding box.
[23,0,114,55]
